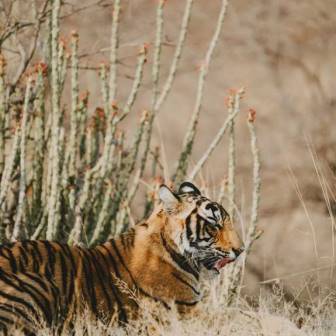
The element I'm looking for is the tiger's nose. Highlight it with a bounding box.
[232,247,244,258]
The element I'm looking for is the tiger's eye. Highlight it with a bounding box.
[206,225,218,236]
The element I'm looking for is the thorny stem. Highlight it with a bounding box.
[188,90,243,181]
[12,77,33,240]
[227,89,244,219]
[174,0,229,185]
[109,0,120,103]
[0,55,5,180]
[154,0,194,111]
[47,0,61,240]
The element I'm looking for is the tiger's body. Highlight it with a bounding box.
[0,182,244,334]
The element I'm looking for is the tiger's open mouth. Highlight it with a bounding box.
[213,257,235,272]
[201,256,235,273]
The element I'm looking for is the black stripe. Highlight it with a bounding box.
[22,241,39,274]
[0,288,39,322]
[95,248,128,322]
[57,243,77,272]
[56,243,76,303]
[196,219,201,240]
[160,233,199,280]
[0,316,12,334]
[6,271,53,324]
[10,274,54,325]
[5,248,18,274]
[109,240,135,282]
[120,235,128,250]
[100,245,122,279]
[0,303,32,324]
[66,268,75,310]
[1,242,14,249]
[186,216,192,239]
[59,249,68,297]
[100,244,142,316]
[42,241,56,278]
[29,241,43,264]
[86,249,113,312]
[0,314,34,336]
[0,320,8,335]
[0,248,17,273]
[129,228,135,248]
[80,249,98,314]
[21,272,48,292]
[18,258,25,271]
[201,221,206,236]
[49,283,61,322]
[171,272,200,296]
[109,240,171,310]
[18,246,29,268]
[175,300,198,306]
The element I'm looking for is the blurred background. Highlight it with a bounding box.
[2,0,336,301]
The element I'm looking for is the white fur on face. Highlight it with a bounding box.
[198,202,222,226]
[172,228,196,255]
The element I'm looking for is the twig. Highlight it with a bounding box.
[119,44,147,119]
[12,77,34,240]
[139,0,165,177]
[227,89,244,218]
[245,108,261,250]
[46,0,61,240]
[154,0,194,111]
[0,55,5,178]
[11,0,50,87]
[109,0,120,102]
[0,126,20,207]
[222,108,262,306]
[174,0,229,185]
[63,31,79,207]
[188,89,243,181]
[31,64,46,228]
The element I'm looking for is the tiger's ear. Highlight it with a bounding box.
[159,185,180,213]
[179,181,201,195]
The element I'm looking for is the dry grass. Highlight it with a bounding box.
[8,278,336,336]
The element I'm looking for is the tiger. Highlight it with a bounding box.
[0,182,244,334]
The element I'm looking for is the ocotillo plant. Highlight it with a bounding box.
[0,0,261,304]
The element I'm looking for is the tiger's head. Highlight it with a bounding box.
[158,182,244,276]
